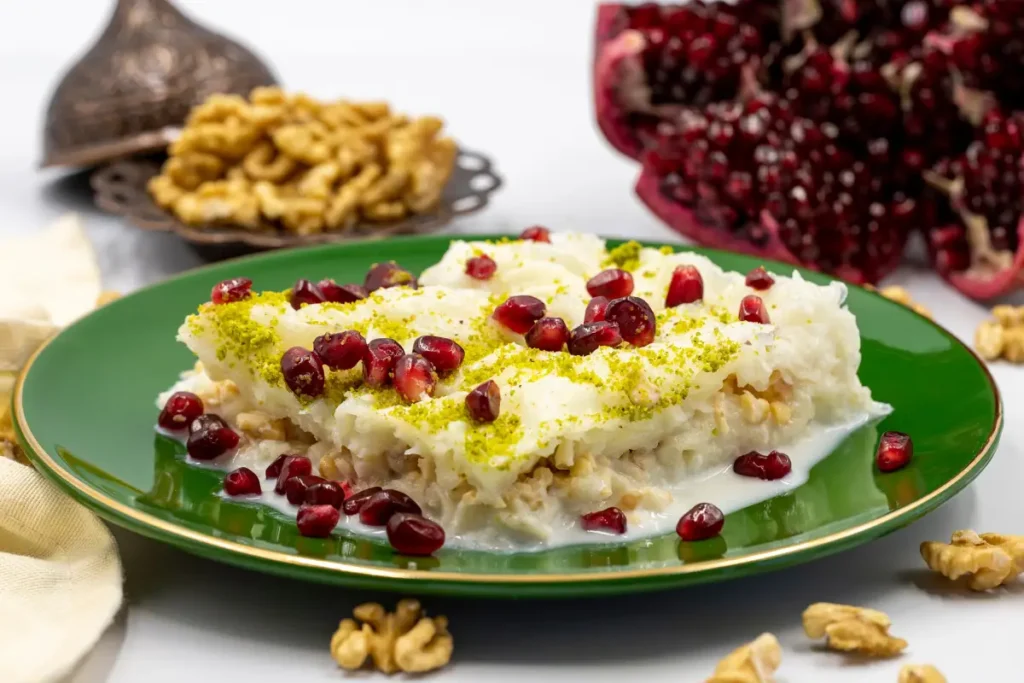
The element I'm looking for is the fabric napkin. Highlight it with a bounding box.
[0,214,124,683]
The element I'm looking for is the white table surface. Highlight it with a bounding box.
[2,1,1022,680]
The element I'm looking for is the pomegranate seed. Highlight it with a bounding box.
[305,479,347,508]
[211,278,252,305]
[387,513,446,555]
[186,414,239,461]
[584,296,610,323]
[393,354,438,402]
[362,338,405,387]
[568,321,622,356]
[465,254,498,280]
[365,262,417,292]
[285,474,326,505]
[296,504,340,538]
[466,380,501,422]
[745,266,775,290]
[586,269,635,299]
[738,295,770,324]
[876,431,913,472]
[340,481,353,499]
[280,347,326,397]
[290,279,325,309]
[525,317,570,351]
[666,266,704,307]
[605,296,657,347]
[342,486,383,515]
[265,453,291,479]
[492,295,546,334]
[158,391,204,431]
[581,507,627,534]
[274,455,312,494]
[520,226,552,243]
[676,502,725,541]
[359,489,422,526]
[732,450,792,480]
[318,279,367,304]
[314,330,367,370]
[223,467,261,496]
[413,335,465,372]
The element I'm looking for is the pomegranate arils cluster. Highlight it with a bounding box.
[318,279,367,304]
[186,414,239,461]
[733,450,792,480]
[363,338,404,387]
[359,489,422,526]
[568,321,623,356]
[290,279,326,309]
[274,455,312,494]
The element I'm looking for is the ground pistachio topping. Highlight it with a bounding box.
[603,240,643,271]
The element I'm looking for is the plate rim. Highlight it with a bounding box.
[12,233,1004,586]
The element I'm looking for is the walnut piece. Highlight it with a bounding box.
[920,529,1024,590]
[802,603,907,656]
[975,305,1024,363]
[898,664,947,683]
[329,599,452,675]
[705,633,781,683]
[876,285,933,318]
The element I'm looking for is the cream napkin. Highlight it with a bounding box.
[0,214,124,683]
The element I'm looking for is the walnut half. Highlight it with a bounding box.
[802,603,907,657]
[899,664,947,683]
[921,530,1024,590]
[705,633,781,683]
[329,599,452,674]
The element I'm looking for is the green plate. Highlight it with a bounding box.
[13,235,1001,598]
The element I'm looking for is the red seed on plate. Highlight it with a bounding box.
[492,295,546,334]
[359,489,422,526]
[296,504,340,538]
[413,335,465,372]
[387,513,446,555]
[290,279,325,309]
[285,474,326,505]
[584,296,609,323]
[158,391,204,431]
[211,278,252,305]
[604,296,656,347]
[745,266,775,291]
[466,380,501,422]
[365,262,417,292]
[223,467,261,496]
[281,347,326,397]
[520,226,551,243]
[274,455,312,494]
[876,431,913,472]
[393,353,438,402]
[465,254,498,280]
[265,453,292,479]
[305,480,347,508]
[186,414,239,461]
[586,269,634,299]
[581,507,627,534]
[314,330,367,370]
[738,295,770,324]
[732,451,792,480]
[362,338,405,387]
[318,279,368,304]
[666,266,704,307]
[677,502,725,541]
[568,321,622,356]
[342,486,383,515]
[525,317,570,351]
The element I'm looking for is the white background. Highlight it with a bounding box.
[2,1,1022,681]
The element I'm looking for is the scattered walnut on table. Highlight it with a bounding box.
[705,633,781,683]
[920,530,1024,590]
[329,599,452,675]
[866,285,933,318]
[898,664,947,683]
[802,603,907,656]
[974,304,1024,362]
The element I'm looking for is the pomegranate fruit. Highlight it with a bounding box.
[290,279,325,309]
[586,268,634,298]
[732,450,792,480]
[676,502,725,541]
[520,226,552,242]
[568,321,623,356]
[342,486,383,515]
[362,338,405,387]
[465,254,498,280]
[525,317,571,351]
[187,415,239,461]
[223,467,261,496]
[387,513,446,555]
[492,295,546,334]
[412,335,465,372]
[665,265,704,306]
[358,489,423,526]
[593,2,1024,299]
[280,346,326,397]
[876,431,914,472]
[365,262,417,292]
[314,330,367,371]
[211,277,252,304]
[466,380,501,422]
[604,296,657,346]
[584,296,610,322]
[158,391,204,431]
[296,504,340,538]
[581,507,627,534]
[318,279,367,304]
[393,353,438,402]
